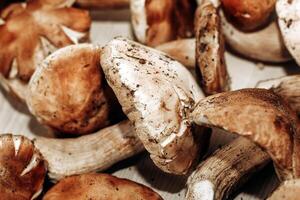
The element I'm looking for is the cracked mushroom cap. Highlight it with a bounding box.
[277,0,300,66]
[0,0,91,89]
[191,88,300,180]
[130,0,197,47]
[195,0,230,95]
[43,173,163,200]
[100,37,207,175]
[0,134,47,200]
[27,44,113,135]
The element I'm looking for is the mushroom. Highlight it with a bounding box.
[221,0,276,31]
[76,0,130,9]
[100,37,209,175]
[43,173,163,200]
[267,179,300,200]
[276,0,300,66]
[186,137,270,200]
[34,120,144,181]
[27,44,114,135]
[0,134,47,200]
[257,75,300,116]
[195,0,230,95]
[0,0,91,99]
[130,0,197,47]
[191,88,300,180]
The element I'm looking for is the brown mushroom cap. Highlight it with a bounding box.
[221,0,276,31]
[0,134,47,200]
[43,173,163,200]
[191,88,300,180]
[27,44,114,135]
[0,0,91,82]
[195,0,230,95]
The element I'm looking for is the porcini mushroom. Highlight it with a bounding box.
[267,179,300,200]
[191,88,300,180]
[0,134,47,200]
[0,0,91,99]
[195,0,230,95]
[186,137,270,200]
[100,37,209,175]
[27,44,113,135]
[221,0,276,31]
[130,0,197,47]
[43,173,163,200]
[276,0,300,66]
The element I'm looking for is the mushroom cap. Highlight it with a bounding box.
[276,0,300,66]
[0,0,91,82]
[101,37,206,174]
[27,44,112,135]
[0,134,47,200]
[220,10,291,63]
[257,75,300,116]
[267,179,300,200]
[43,173,163,200]
[191,88,300,180]
[76,0,130,9]
[130,0,196,47]
[195,0,230,95]
[221,0,276,31]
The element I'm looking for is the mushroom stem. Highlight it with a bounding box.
[34,120,144,181]
[186,137,270,200]
[76,0,129,9]
[155,39,195,68]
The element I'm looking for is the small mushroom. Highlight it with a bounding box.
[221,0,276,31]
[195,0,230,95]
[100,37,209,175]
[191,88,300,180]
[130,0,197,47]
[27,44,113,135]
[0,0,91,99]
[276,0,300,66]
[43,173,163,200]
[76,0,130,9]
[257,75,300,116]
[186,137,270,200]
[0,134,47,200]
[267,179,300,200]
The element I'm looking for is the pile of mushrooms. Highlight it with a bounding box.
[0,0,300,199]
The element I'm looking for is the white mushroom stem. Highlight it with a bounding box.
[34,120,144,181]
[156,39,196,68]
[267,179,300,200]
[76,0,129,9]
[186,137,270,200]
